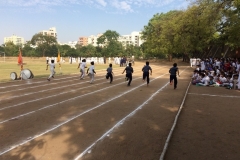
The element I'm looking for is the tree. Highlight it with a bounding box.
[31,33,57,57]
[4,42,19,56]
[58,44,72,57]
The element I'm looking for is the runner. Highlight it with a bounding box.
[169,63,180,89]
[46,59,56,81]
[142,61,152,86]
[106,63,114,83]
[87,61,96,84]
[122,63,134,86]
[77,59,87,79]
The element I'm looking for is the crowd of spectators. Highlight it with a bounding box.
[190,57,240,89]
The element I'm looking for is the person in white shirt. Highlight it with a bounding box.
[219,74,227,85]
[77,59,87,79]
[87,61,96,84]
[200,59,205,71]
[196,73,209,86]
[46,59,56,81]
[215,58,221,69]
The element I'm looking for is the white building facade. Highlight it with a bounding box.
[118,31,143,47]
[4,35,25,45]
[39,27,57,38]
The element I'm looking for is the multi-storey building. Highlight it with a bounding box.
[78,37,88,46]
[87,34,103,47]
[118,31,143,47]
[78,32,143,47]
[39,27,57,38]
[4,35,25,45]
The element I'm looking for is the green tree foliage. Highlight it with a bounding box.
[4,42,19,56]
[31,33,57,57]
[58,44,72,57]
[141,0,240,59]
[22,42,36,57]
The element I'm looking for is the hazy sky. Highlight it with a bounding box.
[0,0,190,44]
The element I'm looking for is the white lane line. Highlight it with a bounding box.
[0,67,127,93]
[74,67,190,160]
[0,67,167,123]
[74,80,170,160]
[188,93,240,98]
[0,66,164,101]
[0,67,115,88]
[0,64,164,89]
[0,77,129,123]
[159,74,191,160]
[0,66,164,111]
[0,73,168,156]
[0,73,132,101]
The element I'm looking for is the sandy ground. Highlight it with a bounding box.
[0,61,239,160]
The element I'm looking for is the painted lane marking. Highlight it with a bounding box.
[0,66,164,100]
[74,67,190,160]
[0,73,168,156]
[159,68,191,160]
[0,67,129,93]
[74,80,170,160]
[0,66,165,111]
[188,93,240,98]
[0,64,165,89]
[0,67,167,123]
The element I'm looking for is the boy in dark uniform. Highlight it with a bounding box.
[142,61,152,86]
[169,63,180,89]
[122,63,134,86]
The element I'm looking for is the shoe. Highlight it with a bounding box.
[47,78,50,81]
[52,76,54,78]
[170,81,173,85]
[127,84,130,86]
[174,86,177,89]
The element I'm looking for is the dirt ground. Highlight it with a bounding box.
[0,61,239,160]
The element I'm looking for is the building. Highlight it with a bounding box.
[87,34,103,47]
[58,41,78,49]
[39,27,57,38]
[78,37,88,46]
[4,35,25,45]
[118,31,143,47]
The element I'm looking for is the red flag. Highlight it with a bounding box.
[18,48,23,64]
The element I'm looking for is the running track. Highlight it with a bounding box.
[0,62,192,160]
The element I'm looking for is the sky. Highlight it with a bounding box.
[0,0,190,44]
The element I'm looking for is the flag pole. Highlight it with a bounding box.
[18,48,23,80]
[57,49,62,74]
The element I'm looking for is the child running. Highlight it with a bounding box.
[122,63,134,86]
[46,59,56,81]
[142,61,152,86]
[87,61,96,84]
[169,63,180,89]
[77,59,87,79]
[106,63,114,83]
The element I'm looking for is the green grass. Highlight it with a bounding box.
[0,57,121,82]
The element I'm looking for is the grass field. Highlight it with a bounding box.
[0,57,121,82]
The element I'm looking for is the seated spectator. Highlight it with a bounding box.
[196,73,210,86]
[209,76,215,86]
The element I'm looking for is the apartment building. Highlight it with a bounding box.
[88,34,103,47]
[4,34,25,45]
[39,27,57,38]
[78,37,88,46]
[77,32,143,47]
[118,31,143,47]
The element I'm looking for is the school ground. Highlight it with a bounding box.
[0,61,239,160]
